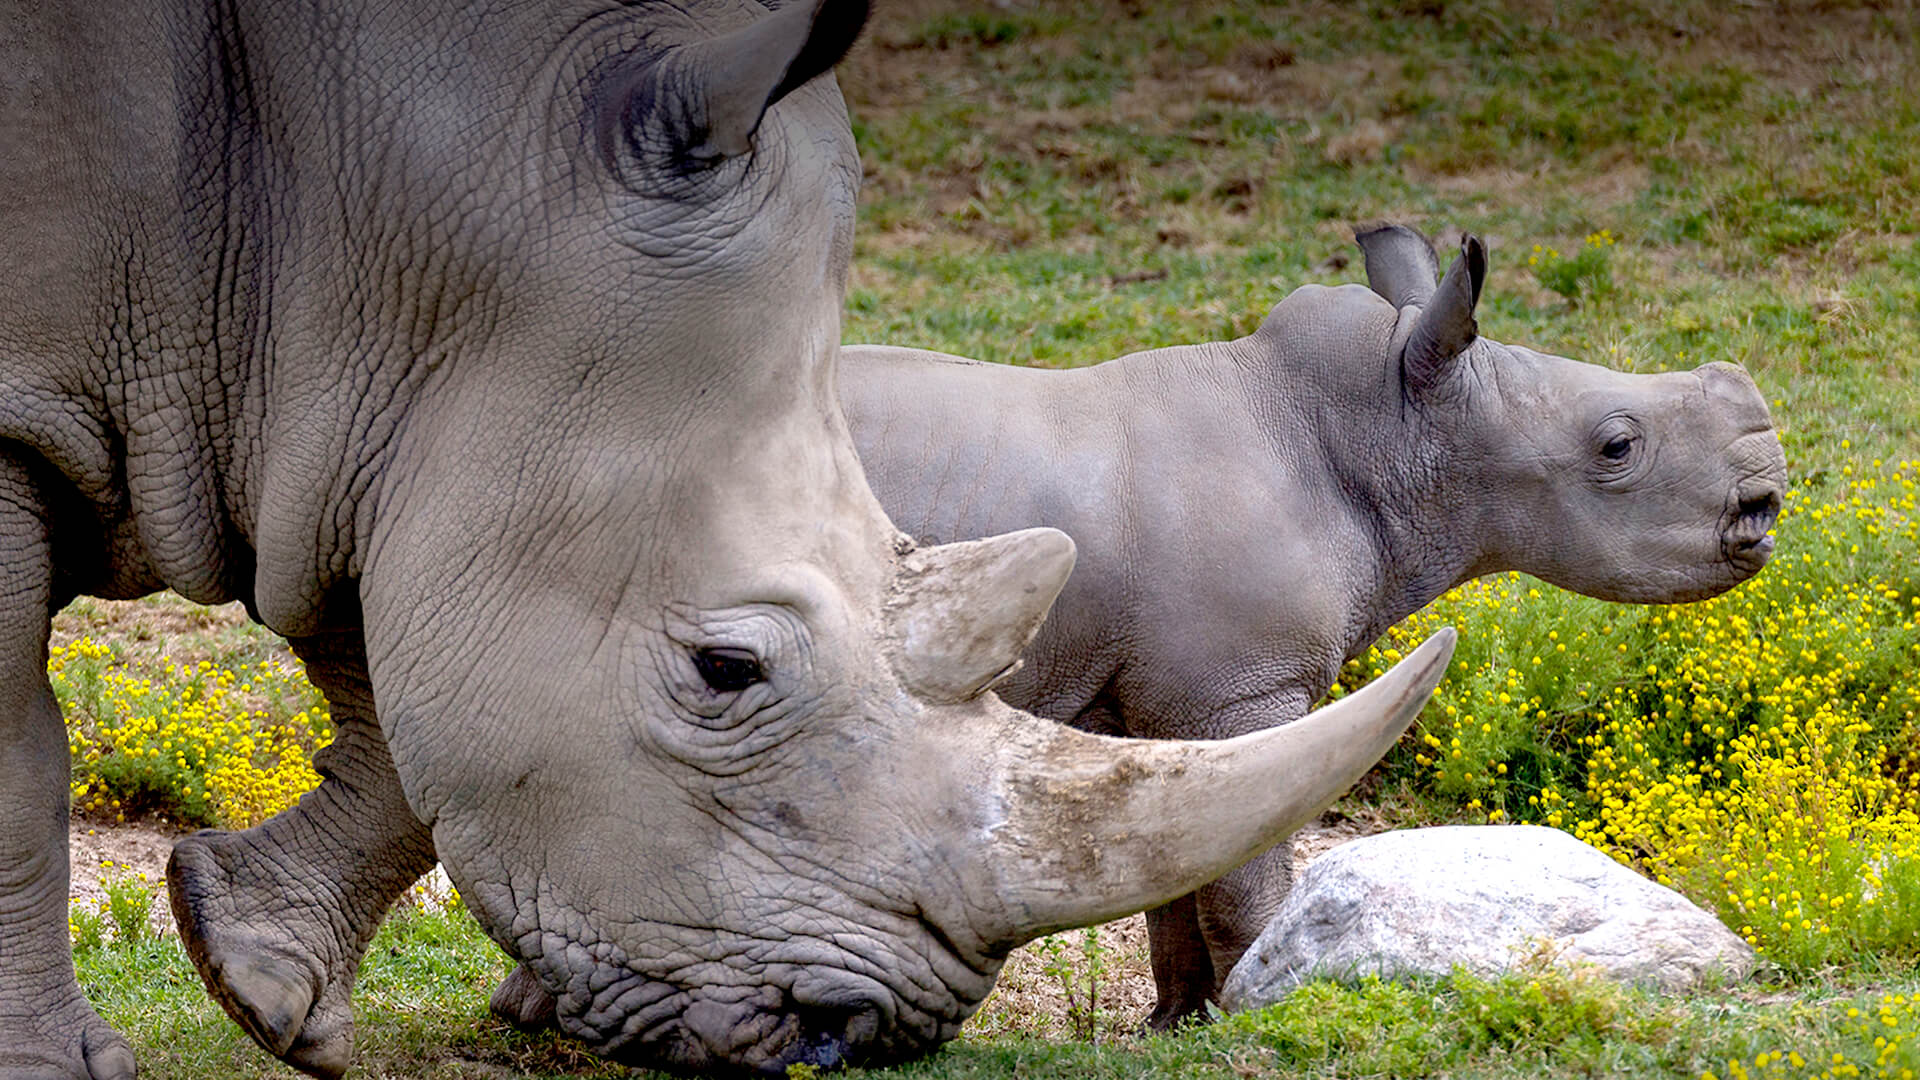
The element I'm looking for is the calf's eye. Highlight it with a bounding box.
[1601,436,1633,460]
[693,647,764,694]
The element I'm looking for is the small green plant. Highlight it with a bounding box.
[1529,230,1616,305]
[69,866,158,951]
[68,900,109,955]
[101,868,156,946]
[1035,927,1112,1042]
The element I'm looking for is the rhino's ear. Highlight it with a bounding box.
[885,529,1076,705]
[695,0,869,158]
[607,0,869,167]
[1402,234,1486,390]
[1354,223,1441,309]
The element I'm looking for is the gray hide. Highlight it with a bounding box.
[836,226,1787,1027]
[0,4,1455,1077]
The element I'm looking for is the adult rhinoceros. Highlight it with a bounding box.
[0,2,1454,1077]
[832,227,1787,1027]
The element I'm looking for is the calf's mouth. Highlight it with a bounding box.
[1721,481,1782,573]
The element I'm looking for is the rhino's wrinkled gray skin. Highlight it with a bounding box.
[834,227,1787,1027]
[0,4,1458,1077]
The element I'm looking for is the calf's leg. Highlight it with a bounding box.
[1134,686,1314,1029]
[169,630,435,1080]
[0,452,134,1080]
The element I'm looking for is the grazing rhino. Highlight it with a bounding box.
[832,226,1788,1027]
[0,2,1456,1077]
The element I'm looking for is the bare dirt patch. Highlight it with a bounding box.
[68,821,181,936]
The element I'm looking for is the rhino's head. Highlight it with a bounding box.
[299,3,1454,1073]
[1261,225,1784,605]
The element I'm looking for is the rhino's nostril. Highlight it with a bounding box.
[1739,490,1782,522]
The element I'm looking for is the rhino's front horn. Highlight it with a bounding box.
[885,528,1076,704]
[974,627,1456,943]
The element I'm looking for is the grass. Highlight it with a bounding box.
[72,910,1920,1079]
[46,0,1920,1076]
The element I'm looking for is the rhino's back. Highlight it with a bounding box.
[839,341,1381,738]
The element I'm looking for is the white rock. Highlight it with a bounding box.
[1220,825,1754,1011]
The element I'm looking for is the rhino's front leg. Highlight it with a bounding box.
[1140,841,1295,1030]
[0,453,135,1080]
[168,630,435,1080]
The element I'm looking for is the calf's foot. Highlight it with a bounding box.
[1142,839,1296,1031]
[1141,894,1216,1032]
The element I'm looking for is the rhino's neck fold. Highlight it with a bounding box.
[1220,335,1498,657]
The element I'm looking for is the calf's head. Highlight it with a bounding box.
[332,3,1455,1073]
[1263,224,1785,604]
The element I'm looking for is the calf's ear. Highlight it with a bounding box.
[1355,223,1441,309]
[1402,234,1486,391]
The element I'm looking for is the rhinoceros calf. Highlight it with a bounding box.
[0,2,1456,1077]
[836,226,1787,1027]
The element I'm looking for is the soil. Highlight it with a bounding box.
[68,821,184,936]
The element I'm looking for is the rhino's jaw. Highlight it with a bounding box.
[581,978,954,1076]
[486,896,996,1076]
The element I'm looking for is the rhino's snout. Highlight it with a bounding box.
[612,993,886,1077]
[1723,477,1783,572]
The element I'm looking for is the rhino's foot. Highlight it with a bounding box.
[0,994,136,1080]
[167,830,357,1080]
[1140,991,1213,1034]
[489,964,558,1032]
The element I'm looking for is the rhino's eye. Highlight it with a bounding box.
[692,647,764,694]
[1601,435,1633,460]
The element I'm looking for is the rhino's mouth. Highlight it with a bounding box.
[1720,483,1782,576]
[553,962,968,1077]
[511,910,993,1077]
[593,986,889,1076]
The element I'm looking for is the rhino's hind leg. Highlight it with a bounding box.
[168,631,435,1080]
[0,454,134,1080]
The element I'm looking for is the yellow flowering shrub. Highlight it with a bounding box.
[56,638,332,829]
[1352,459,1920,967]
